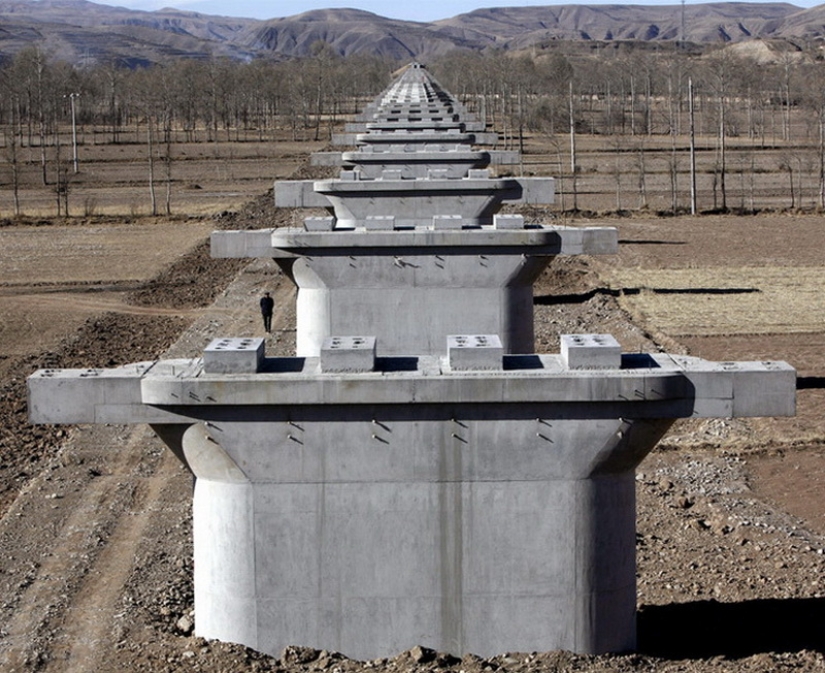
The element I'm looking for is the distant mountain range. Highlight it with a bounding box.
[1,0,824,66]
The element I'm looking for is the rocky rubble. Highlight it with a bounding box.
[105,249,825,672]
[1,201,823,672]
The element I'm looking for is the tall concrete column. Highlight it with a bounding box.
[179,408,676,658]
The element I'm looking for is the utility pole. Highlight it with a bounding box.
[689,77,697,215]
[569,79,578,212]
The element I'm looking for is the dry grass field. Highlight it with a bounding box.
[0,219,214,375]
[0,129,824,672]
[589,211,825,489]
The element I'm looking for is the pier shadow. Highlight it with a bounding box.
[798,376,825,390]
[637,597,825,658]
[534,287,759,305]
[618,239,688,246]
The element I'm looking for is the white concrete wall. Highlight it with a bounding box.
[289,254,548,356]
[184,407,675,658]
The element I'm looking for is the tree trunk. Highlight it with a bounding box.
[569,80,578,212]
[719,93,727,211]
[819,112,825,209]
[164,117,172,216]
[147,119,157,216]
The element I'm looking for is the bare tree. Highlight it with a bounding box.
[701,48,746,211]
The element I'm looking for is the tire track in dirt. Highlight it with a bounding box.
[0,426,162,671]
[0,281,146,293]
[0,292,235,318]
[46,437,186,673]
[0,268,294,672]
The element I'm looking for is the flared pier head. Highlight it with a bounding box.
[28,62,797,661]
[212,223,617,357]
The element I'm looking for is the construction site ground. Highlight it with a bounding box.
[0,193,824,672]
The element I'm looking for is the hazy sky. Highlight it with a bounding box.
[94,0,818,24]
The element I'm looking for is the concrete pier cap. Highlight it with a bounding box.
[28,60,798,662]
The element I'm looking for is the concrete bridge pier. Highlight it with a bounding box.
[50,336,783,660]
[28,335,796,658]
[212,225,618,356]
[144,382,678,658]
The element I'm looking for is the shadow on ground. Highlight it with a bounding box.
[617,239,688,246]
[534,287,759,305]
[638,597,825,658]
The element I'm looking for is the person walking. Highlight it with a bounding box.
[260,291,274,333]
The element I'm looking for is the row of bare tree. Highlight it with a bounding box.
[3,41,825,214]
[0,44,390,144]
[430,44,825,212]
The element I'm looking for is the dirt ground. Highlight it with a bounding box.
[2,137,327,218]
[0,156,824,671]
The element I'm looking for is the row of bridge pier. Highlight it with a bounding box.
[29,63,795,658]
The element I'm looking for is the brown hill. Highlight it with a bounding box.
[0,0,821,66]
[240,9,475,59]
[434,3,800,45]
[0,0,260,65]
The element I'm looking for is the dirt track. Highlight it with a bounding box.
[0,198,824,672]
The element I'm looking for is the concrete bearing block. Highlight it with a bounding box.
[364,216,396,231]
[433,215,463,230]
[320,336,377,373]
[204,338,265,374]
[304,217,335,232]
[494,214,525,230]
[447,334,504,371]
[561,334,621,370]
